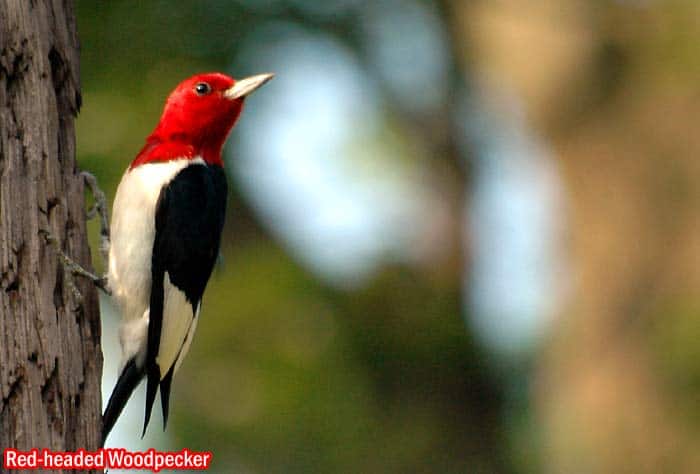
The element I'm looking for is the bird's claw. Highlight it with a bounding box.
[82,171,111,265]
[41,169,113,302]
[40,229,111,297]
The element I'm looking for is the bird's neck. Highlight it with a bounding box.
[130,134,224,169]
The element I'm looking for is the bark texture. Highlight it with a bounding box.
[0,0,102,458]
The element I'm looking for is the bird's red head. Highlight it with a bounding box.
[131,72,273,168]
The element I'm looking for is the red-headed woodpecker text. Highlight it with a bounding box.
[3,447,212,472]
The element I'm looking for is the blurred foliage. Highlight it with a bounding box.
[76,0,700,473]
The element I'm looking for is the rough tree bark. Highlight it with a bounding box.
[0,0,102,460]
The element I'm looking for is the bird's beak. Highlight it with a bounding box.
[224,73,275,100]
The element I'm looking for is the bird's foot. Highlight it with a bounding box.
[82,171,111,264]
[41,230,111,299]
[41,172,112,306]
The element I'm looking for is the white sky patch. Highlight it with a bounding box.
[461,84,567,356]
[360,0,449,113]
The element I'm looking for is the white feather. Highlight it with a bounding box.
[174,308,199,373]
[157,272,200,378]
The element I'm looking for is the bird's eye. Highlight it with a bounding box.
[194,82,211,96]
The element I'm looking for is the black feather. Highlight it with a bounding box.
[141,163,227,436]
[102,359,144,446]
[142,363,160,438]
[160,364,175,429]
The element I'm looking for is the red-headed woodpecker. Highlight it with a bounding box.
[102,72,273,444]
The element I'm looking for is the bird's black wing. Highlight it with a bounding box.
[143,163,227,436]
[102,358,143,446]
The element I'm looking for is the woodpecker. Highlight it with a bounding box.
[102,72,273,445]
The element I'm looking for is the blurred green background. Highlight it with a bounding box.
[76,0,700,473]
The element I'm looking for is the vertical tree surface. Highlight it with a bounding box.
[0,0,102,459]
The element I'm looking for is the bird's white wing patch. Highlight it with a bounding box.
[174,306,199,374]
[156,272,199,379]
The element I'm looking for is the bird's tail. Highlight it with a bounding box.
[102,359,144,446]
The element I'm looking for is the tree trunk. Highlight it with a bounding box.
[0,0,102,460]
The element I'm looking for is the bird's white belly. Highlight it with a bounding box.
[108,158,203,367]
